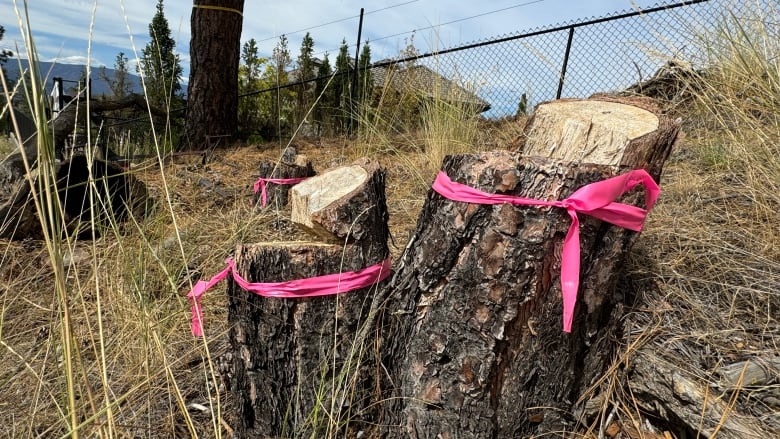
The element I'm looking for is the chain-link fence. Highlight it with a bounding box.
[244,0,754,131]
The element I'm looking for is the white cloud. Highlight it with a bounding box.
[1,0,661,78]
[49,55,108,67]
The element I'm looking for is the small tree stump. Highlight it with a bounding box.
[254,146,316,208]
[378,96,679,437]
[228,160,390,438]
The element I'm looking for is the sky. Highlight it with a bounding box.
[0,0,663,78]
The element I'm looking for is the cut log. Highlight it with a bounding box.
[228,160,390,438]
[629,351,770,439]
[254,147,316,208]
[291,159,389,249]
[377,96,679,437]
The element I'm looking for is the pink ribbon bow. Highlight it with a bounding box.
[432,169,660,332]
[187,258,392,336]
[253,177,309,207]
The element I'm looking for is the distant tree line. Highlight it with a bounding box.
[237,33,374,140]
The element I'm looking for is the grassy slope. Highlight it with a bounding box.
[1,3,778,439]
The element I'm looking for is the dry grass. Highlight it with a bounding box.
[0,135,448,437]
[2,1,779,438]
[580,2,780,437]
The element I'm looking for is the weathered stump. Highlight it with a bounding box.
[378,96,679,437]
[228,160,390,437]
[0,153,149,239]
[254,147,316,208]
[629,350,771,439]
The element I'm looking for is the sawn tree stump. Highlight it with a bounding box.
[228,160,390,437]
[254,146,316,208]
[378,96,679,437]
[226,96,678,438]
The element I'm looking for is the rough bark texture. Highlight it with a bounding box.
[254,151,315,208]
[377,96,679,437]
[629,350,771,439]
[0,153,149,239]
[227,96,678,437]
[184,0,244,150]
[228,161,389,438]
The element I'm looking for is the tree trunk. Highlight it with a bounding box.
[184,0,244,150]
[378,96,679,437]
[228,160,390,438]
[225,96,679,438]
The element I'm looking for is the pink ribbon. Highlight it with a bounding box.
[187,258,392,336]
[432,169,660,333]
[252,177,309,207]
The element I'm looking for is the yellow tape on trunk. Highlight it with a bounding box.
[193,4,243,16]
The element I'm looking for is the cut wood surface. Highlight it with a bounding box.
[291,159,389,250]
[521,95,678,178]
[522,99,658,165]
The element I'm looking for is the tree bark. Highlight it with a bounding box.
[0,154,148,239]
[628,350,772,439]
[184,0,244,150]
[254,149,315,208]
[226,96,678,437]
[228,160,390,438]
[378,96,679,437]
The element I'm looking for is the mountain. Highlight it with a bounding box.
[2,59,144,97]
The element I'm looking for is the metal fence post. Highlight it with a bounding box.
[349,8,365,135]
[556,26,575,100]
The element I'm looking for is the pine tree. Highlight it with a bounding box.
[295,32,315,127]
[334,39,352,132]
[314,53,333,134]
[238,38,266,135]
[139,0,182,108]
[268,35,292,137]
[99,52,132,98]
[357,41,373,109]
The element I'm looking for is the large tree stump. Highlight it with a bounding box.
[378,96,679,437]
[228,160,390,438]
